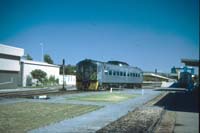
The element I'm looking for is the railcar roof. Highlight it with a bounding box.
[77,59,143,71]
[107,60,129,66]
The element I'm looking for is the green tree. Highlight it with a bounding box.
[60,65,76,75]
[48,75,59,85]
[25,54,33,60]
[44,54,54,64]
[31,69,47,85]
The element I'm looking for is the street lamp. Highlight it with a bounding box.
[40,43,44,62]
[62,59,65,90]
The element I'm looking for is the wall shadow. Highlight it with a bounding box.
[154,89,199,113]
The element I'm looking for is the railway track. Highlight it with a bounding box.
[0,88,80,98]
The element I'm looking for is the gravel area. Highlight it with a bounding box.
[97,106,164,133]
[154,111,176,133]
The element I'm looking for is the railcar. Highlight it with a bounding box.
[76,59,143,90]
[178,72,194,90]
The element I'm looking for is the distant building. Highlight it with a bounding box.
[0,44,24,89]
[20,59,60,87]
[170,66,195,79]
[59,75,76,86]
[142,71,176,88]
[181,58,199,67]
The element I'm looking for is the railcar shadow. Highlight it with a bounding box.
[154,89,199,113]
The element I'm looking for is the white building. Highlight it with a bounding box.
[0,44,24,89]
[59,75,76,86]
[20,59,60,87]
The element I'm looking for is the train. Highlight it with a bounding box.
[76,59,143,90]
[178,72,194,90]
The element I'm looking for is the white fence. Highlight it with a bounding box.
[59,75,76,86]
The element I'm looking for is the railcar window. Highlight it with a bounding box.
[104,71,108,75]
[133,73,135,77]
[113,71,116,76]
[89,66,92,72]
[120,71,123,76]
[98,65,101,72]
[117,71,119,76]
[123,72,126,76]
[127,73,129,76]
[109,70,112,76]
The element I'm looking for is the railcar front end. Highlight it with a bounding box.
[76,59,99,90]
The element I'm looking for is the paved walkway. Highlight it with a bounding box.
[154,89,199,133]
[174,111,199,133]
[28,89,161,133]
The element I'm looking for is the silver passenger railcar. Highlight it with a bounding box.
[76,59,143,90]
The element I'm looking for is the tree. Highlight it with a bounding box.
[48,75,59,85]
[44,54,54,64]
[60,65,76,75]
[31,69,47,85]
[25,54,33,60]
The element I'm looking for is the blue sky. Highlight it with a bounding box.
[0,0,199,73]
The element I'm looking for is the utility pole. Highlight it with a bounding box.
[40,43,44,62]
[62,59,65,90]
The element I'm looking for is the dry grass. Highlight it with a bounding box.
[0,102,101,133]
[68,93,139,102]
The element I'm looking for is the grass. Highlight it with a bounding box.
[0,102,101,133]
[68,93,139,103]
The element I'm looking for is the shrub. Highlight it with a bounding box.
[31,69,47,86]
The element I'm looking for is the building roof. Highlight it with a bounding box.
[0,44,24,57]
[21,59,60,68]
[181,58,199,67]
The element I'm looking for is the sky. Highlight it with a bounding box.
[0,0,199,73]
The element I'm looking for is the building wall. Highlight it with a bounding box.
[59,75,76,86]
[0,44,24,57]
[0,44,24,89]
[0,71,20,89]
[21,60,60,87]
[0,54,21,71]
